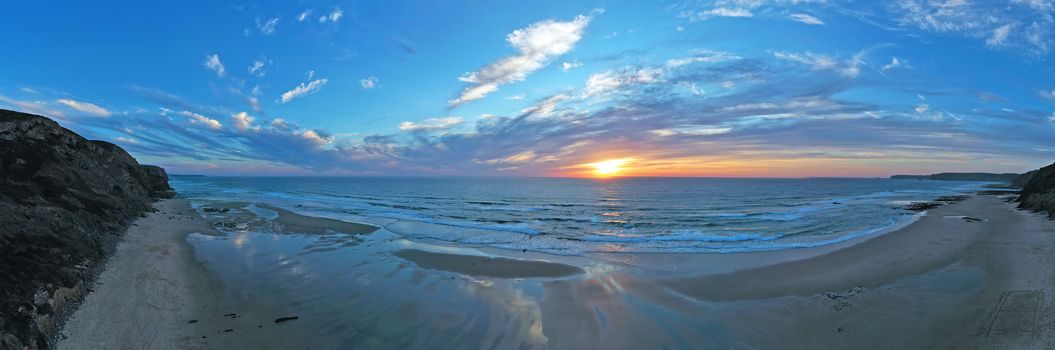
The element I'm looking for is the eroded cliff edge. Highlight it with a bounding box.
[0,109,172,349]
[1017,162,1055,219]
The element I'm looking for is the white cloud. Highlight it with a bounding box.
[915,104,929,114]
[881,56,905,71]
[399,117,464,131]
[480,151,540,165]
[562,61,583,72]
[179,110,222,130]
[297,10,312,22]
[521,94,569,117]
[686,7,753,21]
[450,14,593,106]
[360,77,378,89]
[231,112,257,131]
[0,95,65,118]
[789,13,824,25]
[582,68,662,99]
[319,7,343,23]
[298,129,332,147]
[506,94,525,100]
[56,99,112,117]
[204,54,225,77]
[678,82,705,95]
[280,78,328,103]
[257,17,279,35]
[248,58,271,77]
[271,118,289,129]
[1040,89,1055,102]
[115,137,138,144]
[651,126,732,137]
[666,50,738,68]
[987,24,1012,46]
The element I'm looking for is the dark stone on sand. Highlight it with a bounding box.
[274,316,300,323]
[0,109,172,349]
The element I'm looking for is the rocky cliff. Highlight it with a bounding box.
[1012,169,1037,188]
[0,109,172,349]
[1018,162,1055,219]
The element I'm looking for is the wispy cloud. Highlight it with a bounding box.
[880,56,906,71]
[248,57,271,77]
[399,117,463,131]
[319,7,343,23]
[449,13,594,106]
[256,17,279,35]
[360,77,378,89]
[204,54,226,77]
[56,99,112,117]
[280,77,328,103]
[789,13,824,25]
[562,61,583,72]
[891,0,1052,54]
[179,110,222,130]
[772,51,859,78]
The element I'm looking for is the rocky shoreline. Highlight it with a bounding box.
[0,109,172,349]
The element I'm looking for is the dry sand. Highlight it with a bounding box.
[56,199,309,349]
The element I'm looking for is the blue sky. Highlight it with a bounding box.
[2,0,1054,177]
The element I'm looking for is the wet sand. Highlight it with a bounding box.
[394,249,584,278]
[257,203,378,235]
[57,195,1055,349]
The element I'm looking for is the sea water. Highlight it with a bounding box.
[171,176,987,254]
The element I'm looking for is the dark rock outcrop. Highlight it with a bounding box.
[0,109,171,349]
[890,172,1019,182]
[1017,162,1055,219]
[1012,169,1037,188]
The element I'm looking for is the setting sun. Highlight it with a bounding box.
[591,159,629,176]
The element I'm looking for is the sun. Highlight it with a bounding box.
[591,159,629,176]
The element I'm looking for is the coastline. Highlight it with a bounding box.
[55,193,1055,349]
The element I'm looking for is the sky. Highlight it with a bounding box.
[1,0,1054,177]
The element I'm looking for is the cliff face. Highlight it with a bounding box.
[0,109,172,349]
[1018,162,1055,219]
[1012,170,1037,188]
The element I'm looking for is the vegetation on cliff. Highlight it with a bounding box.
[0,109,171,349]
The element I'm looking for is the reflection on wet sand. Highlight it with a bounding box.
[394,249,584,278]
[185,196,1055,349]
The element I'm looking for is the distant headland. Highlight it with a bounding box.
[889,172,1020,182]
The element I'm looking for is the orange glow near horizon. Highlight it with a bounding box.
[589,159,630,177]
[553,153,999,178]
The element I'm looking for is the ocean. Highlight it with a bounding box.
[171,176,987,255]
